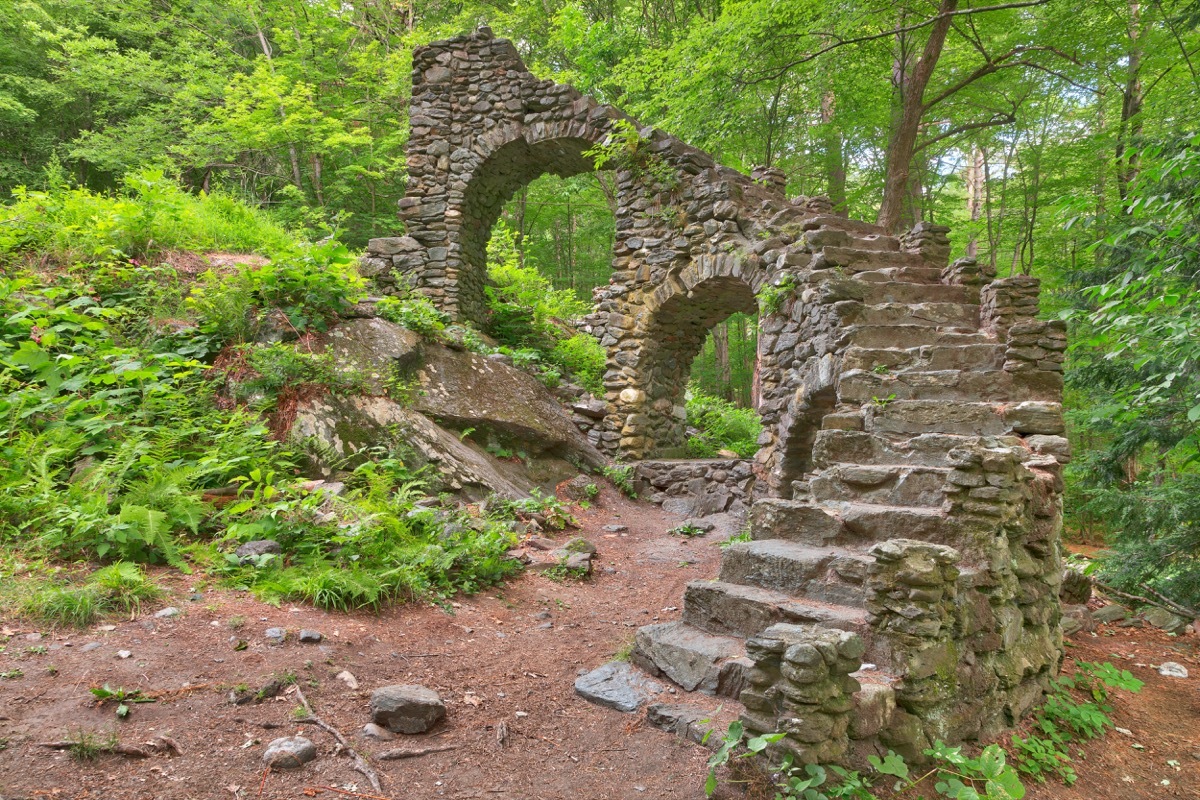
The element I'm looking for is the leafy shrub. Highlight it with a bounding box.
[685,388,762,458]
[0,169,293,263]
[376,289,450,338]
[551,334,606,394]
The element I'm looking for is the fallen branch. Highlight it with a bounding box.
[293,683,382,792]
[1094,582,1187,618]
[375,743,460,761]
[1138,583,1199,619]
[39,740,149,758]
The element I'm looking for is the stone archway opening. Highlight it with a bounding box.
[457,136,606,325]
[637,274,760,459]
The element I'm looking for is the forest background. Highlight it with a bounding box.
[1,0,1199,606]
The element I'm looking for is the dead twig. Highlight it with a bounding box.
[293,683,383,792]
[303,787,393,800]
[376,743,460,760]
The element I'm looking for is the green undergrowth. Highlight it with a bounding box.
[704,658,1142,800]
[0,176,525,624]
[480,222,606,394]
[686,387,763,458]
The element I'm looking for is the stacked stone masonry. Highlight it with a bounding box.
[368,29,1068,767]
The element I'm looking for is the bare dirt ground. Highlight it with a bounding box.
[0,486,1196,800]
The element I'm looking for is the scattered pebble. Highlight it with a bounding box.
[336,670,359,690]
[79,642,101,653]
[602,524,628,532]
[116,650,132,659]
[154,607,180,619]
[264,627,287,645]
[298,629,323,644]
[515,711,529,718]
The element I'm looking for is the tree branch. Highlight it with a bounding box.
[914,112,1017,153]
[733,0,1054,86]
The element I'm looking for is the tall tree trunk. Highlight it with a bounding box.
[966,146,984,258]
[1115,1,1145,205]
[821,90,847,213]
[877,0,958,233]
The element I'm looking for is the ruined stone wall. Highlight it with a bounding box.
[634,458,762,518]
[371,29,1069,767]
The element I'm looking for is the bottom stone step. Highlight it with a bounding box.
[633,621,749,697]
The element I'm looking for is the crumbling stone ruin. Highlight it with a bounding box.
[361,28,1068,765]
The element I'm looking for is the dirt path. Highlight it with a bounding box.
[1,487,1197,799]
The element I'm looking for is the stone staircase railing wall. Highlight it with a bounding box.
[365,28,1068,767]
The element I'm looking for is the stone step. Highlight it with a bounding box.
[854,266,946,285]
[854,302,980,330]
[843,343,1007,373]
[813,247,925,272]
[867,399,1008,436]
[719,540,872,604]
[808,464,951,508]
[749,498,860,546]
[811,430,983,469]
[845,234,900,253]
[633,621,749,697]
[839,369,1015,404]
[683,580,869,639]
[821,501,951,543]
[861,282,968,305]
[849,326,993,350]
[801,215,886,237]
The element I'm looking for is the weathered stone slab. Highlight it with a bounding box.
[574,661,664,712]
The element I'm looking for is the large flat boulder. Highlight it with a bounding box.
[414,343,606,468]
[324,317,422,393]
[291,394,533,499]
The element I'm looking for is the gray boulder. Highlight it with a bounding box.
[263,736,317,768]
[235,540,282,564]
[414,343,606,468]
[370,685,445,733]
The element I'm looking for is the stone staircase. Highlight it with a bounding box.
[628,216,1066,762]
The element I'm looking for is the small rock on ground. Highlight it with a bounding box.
[336,670,359,690]
[235,539,282,563]
[264,627,287,644]
[298,629,323,643]
[154,607,181,618]
[1158,662,1189,678]
[370,684,445,733]
[574,661,665,713]
[262,736,317,768]
[362,723,395,741]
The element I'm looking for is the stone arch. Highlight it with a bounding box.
[616,257,765,458]
[455,132,614,324]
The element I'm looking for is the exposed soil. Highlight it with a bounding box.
[1,487,1197,800]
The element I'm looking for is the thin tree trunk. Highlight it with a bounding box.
[966,146,984,258]
[877,0,958,232]
[252,17,304,191]
[712,322,731,401]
